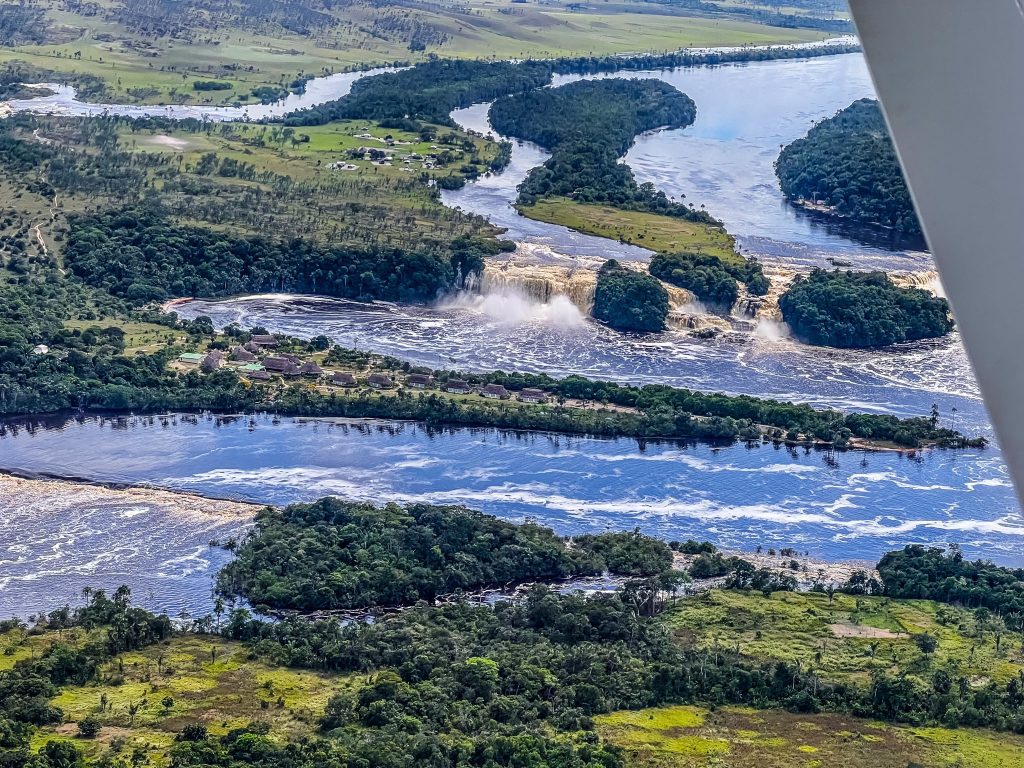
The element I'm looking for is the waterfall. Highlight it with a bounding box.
[891,270,945,297]
[480,262,597,314]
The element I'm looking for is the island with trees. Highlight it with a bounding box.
[775,98,924,243]
[779,269,955,348]
[592,259,671,332]
[217,498,673,611]
[490,78,769,295]
[649,251,770,306]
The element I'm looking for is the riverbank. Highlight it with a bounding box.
[0,472,260,519]
[516,197,740,264]
[0,471,257,618]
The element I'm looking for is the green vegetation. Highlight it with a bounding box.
[0,0,834,106]
[490,79,770,282]
[284,59,553,126]
[5,110,502,252]
[490,79,708,222]
[663,589,1024,689]
[6,516,1024,767]
[217,498,673,611]
[650,251,769,306]
[64,206,494,304]
[518,198,739,261]
[776,99,923,241]
[779,269,955,348]
[878,545,1024,629]
[593,259,670,333]
[596,705,1024,768]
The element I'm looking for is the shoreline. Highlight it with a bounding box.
[0,406,976,456]
[0,469,879,588]
[0,470,262,518]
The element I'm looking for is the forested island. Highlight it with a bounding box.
[488,77,769,293]
[490,79,703,218]
[775,99,923,242]
[592,259,671,332]
[650,251,769,305]
[779,269,955,348]
[218,499,672,611]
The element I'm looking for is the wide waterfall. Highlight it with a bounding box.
[477,261,597,314]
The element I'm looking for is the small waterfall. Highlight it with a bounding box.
[891,269,945,297]
[481,262,596,314]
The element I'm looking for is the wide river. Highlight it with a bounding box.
[5,50,1021,619]
[1,413,1019,619]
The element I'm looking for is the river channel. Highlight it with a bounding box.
[1,413,1020,620]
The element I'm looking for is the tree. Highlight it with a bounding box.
[914,633,938,656]
[76,715,101,738]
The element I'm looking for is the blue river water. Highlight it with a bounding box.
[2,415,1020,570]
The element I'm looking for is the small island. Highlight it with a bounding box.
[779,269,954,348]
[650,251,769,307]
[592,258,670,332]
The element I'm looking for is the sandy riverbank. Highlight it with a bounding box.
[0,472,261,520]
[674,547,879,587]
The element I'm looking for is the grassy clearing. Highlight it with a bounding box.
[118,118,498,187]
[31,633,356,765]
[596,704,1024,768]
[662,590,1024,688]
[1,1,827,105]
[63,319,188,354]
[518,197,741,264]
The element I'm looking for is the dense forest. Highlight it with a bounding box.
[879,545,1024,627]
[779,269,954,348]
[489,79,714,224]
[217,499,673,611]
[592,259,670,333]
[649,251,769,306]
[775,99,923,240]
[64,207,498,304]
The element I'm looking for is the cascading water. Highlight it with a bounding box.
[473,261,598,315]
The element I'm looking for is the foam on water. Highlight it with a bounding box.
[2,417,1020,584]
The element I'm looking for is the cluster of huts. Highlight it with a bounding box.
[178,336,550,403]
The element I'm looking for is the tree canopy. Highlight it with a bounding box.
[592,259,670,333]
[775,99,922,240]
[779,269,953,348]
[217,498,674,611]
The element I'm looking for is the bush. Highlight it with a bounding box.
[77,715,101,738]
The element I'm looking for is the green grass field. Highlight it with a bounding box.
[518,197,742,264]
[18,631,356,765]
[596,705,1024,768]
[663,590,1024,688]
[1,0,829,105]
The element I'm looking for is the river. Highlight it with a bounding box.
[1,414,1019,620]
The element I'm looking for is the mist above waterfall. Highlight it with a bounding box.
[441,288,586,327]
